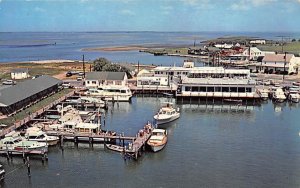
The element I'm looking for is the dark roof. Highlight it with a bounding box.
[11,68,29,73]
[0,75,62,107]
[85,72,126,81]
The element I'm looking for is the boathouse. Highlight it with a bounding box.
[10,68,30,80]
[0,75,62,116]
[84,72,128,88]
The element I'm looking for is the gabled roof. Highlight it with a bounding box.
[11,68,29,73]
[0,75,62,107]
[262,53,294,62]
[85,72,126,81]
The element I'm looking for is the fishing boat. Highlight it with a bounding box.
[147,129,167,152]
[272,88,286,103]
[0,131,48,154]
[25,127,59,146]
[154,102,180,125]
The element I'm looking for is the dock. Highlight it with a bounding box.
[130,85,176,96]
[105,123,154,160]
[0,90,75,137]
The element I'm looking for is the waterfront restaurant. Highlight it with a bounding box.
[0,76,62,116]
[176,67,258,100]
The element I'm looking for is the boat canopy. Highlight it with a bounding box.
[152,129,166,133]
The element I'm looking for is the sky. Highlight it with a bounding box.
[0,0,300,32]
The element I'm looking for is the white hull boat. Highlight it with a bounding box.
[0,132,48,154]
[147,129,167,152]
[288,93,300,103]
[272,88,286,103]
[154,102,180,125]
[25,127,59,146]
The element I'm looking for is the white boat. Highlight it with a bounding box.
[67,96,106,108]
[288,90,300,103]
[147,129,167,152]
[272,88,286,103]
[84,85,132,102]
[154,103,180,125]
[25,127,59,146]
[0,131,48,154]
[257,88,269,101]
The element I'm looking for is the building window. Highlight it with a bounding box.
[92,81,97,84]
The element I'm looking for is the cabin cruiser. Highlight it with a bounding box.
[257,88,269,101]
[154,103,180,125]
[147,129,168,152]
[288,90,300,103]
[272,88,286,103]
[66,96,106,108]
[25,127,59,146]
[84,85,132,102]
[0,131,48,153]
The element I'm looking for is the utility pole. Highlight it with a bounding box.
[283,52,287,81]
[82,54,85,78]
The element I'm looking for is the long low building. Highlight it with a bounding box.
[0,75,62,116]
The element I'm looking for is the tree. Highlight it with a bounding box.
[292,39,296,42]
[93,57,110,71]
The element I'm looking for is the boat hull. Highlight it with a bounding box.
[149,144,166,152]
[154,113,180,125]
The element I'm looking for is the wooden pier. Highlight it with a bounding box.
[0,90,75,137]
[0,148,48,161]
[105,123,154,160]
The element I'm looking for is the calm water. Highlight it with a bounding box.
[1,98,300,188]
[1,31,300,65]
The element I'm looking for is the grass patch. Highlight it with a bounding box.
[0,89,73,126]
[257,42,300,55]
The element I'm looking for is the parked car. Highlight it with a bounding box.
[62,82,71,88]
[2,80,16,85]
[66,71,72,77]
[76,76,83,81]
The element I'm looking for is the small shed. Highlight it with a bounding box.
[11,68,30,80]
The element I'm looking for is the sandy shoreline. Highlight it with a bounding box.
[82,46,148,52]
[82,43,191,52]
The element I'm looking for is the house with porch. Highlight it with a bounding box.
[84,72,128,88]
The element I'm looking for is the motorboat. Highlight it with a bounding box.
[84,85,132,102]
[147,129,167,152]
[153,102,180,125]
[25,127,59,146]
[0,131,48,153]
[257,88,269,101]
[288,90,300,103]
[66,96,107,108]
[272,88,286,103]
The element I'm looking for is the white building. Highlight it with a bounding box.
[250,40,266,45]
[259,53,298,74]
[10,68,30,80]
[214,43,233,49]
[242,47,263,60]
[85,72,128,88]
